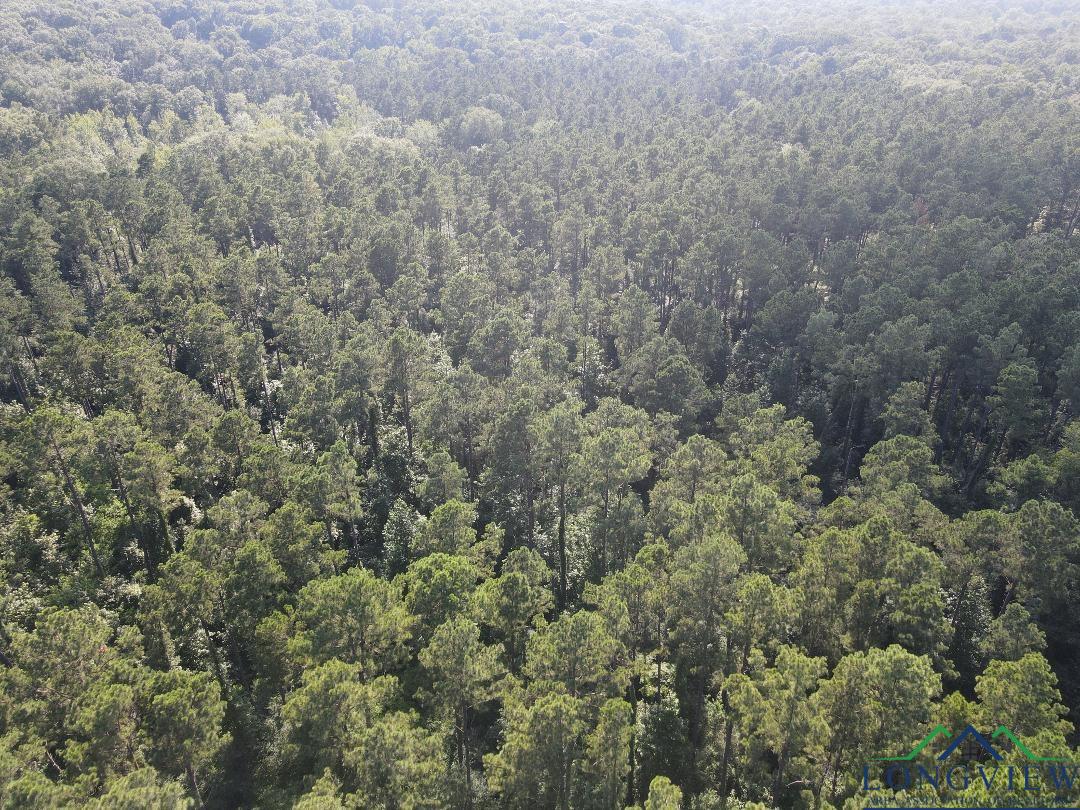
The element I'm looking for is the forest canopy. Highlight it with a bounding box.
[0,0,1078,808]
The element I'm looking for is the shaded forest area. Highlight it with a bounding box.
[1,0,1079,807]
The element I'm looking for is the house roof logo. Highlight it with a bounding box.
[876,724,1065,763]
[937,726,1002,761]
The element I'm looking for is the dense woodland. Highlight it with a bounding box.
[1,0,1079,807]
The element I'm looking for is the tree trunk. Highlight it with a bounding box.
[557,483,568,610]
[839,388,859,494]
[50,439,105,577]
[627,672,638,807]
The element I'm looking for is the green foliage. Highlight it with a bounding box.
[645,775,683,810]
[292,566,413,677]
[0,0,1077,806]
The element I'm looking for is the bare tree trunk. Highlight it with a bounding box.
[557,484,568,610]
[50,440,105,577]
